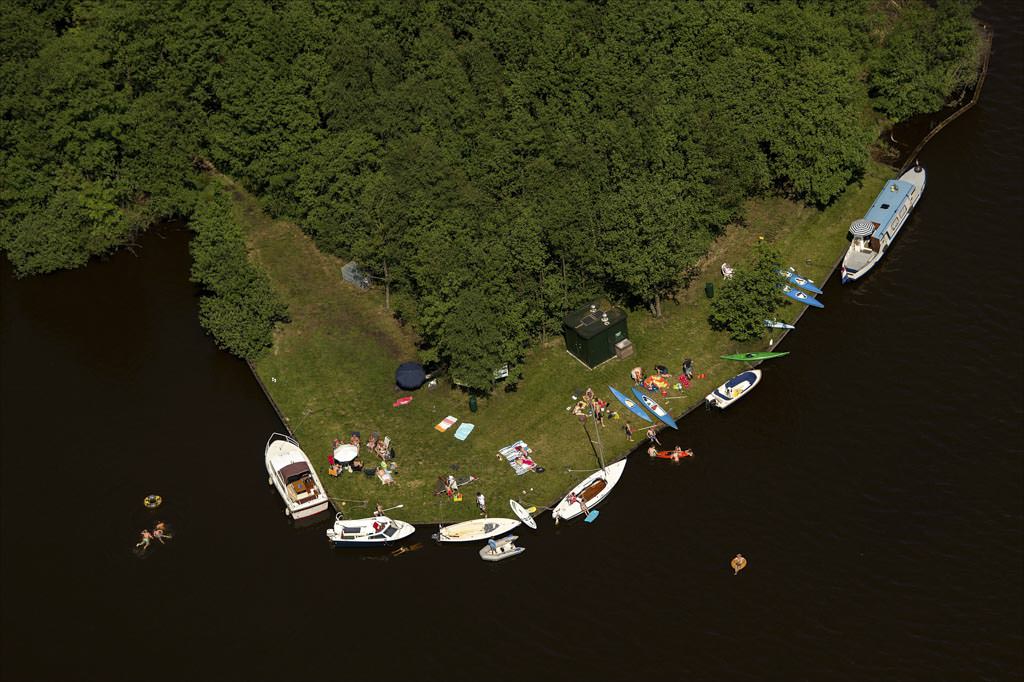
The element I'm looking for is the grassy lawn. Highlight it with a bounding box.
[219,161,892,524]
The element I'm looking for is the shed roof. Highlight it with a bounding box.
[563,302,626,340]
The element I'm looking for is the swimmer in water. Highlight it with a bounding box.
[136,529,153,551]
[153,522,172,543]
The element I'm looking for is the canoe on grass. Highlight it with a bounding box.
[551,459,628,523]
[608,385,653,423]
[721,352,790,362]
[780,284,824,308]
[630,387,678,430]
[778,268,824,295]
[765,319,796,330]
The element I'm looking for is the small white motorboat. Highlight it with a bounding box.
[479,535,525,562]
[706,370,762,409]
[265,433,329,519]
[551,459,628,523]
[433,517,520,543]
[325,513,415,547]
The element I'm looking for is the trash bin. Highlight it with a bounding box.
[469,395,478,413]
[705,282,714,298]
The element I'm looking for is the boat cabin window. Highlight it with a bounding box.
[880,203,890,210]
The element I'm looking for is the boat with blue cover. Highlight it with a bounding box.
[706,370,762,410]
[842,163,926,283]
[608,385,653,423]
[780,284,824,308]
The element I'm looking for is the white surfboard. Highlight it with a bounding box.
[509,499,537,530]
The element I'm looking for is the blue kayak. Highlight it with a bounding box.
[608,385,652,423]
[630,387,678,430]
[779,284,824,308]
[778,268,824,295]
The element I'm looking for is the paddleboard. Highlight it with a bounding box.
[780,284,824,308]
[630,387,678,429]
[721,352,790,361]
[584,510,600,523]
[509,499,537,530]
[778,268,824,295]
[764,319,796,329]
[608,385,652,423]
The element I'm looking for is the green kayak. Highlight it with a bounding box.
[721,351,790,362]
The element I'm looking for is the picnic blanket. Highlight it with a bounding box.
[453,423,475,441]
[435,416,458,432]
[498,440,538,476]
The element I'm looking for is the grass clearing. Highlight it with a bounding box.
[218,162,892,524]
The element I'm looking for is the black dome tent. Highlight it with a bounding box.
[395,362,426,390]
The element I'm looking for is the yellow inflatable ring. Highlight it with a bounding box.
[143,494,163,509]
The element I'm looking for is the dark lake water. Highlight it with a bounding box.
[2,4,1022,681]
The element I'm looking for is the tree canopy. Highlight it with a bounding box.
[1,0,982,380]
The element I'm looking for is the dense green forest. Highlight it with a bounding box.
[1,1,981,378]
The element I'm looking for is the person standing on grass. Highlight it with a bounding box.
[623,422,634,441]
[476,492,487,516]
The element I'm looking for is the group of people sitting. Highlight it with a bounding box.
[571,387,615,426]
[327,431,397,478]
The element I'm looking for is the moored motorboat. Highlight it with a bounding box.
[780,284,824,308]
[265,433,330,519]
[721,351,789,362]
[608,385,653,423]
[706,370,762,410]
[479,535,525,562]
[434,517,521,543]
[629,387,678,429]
[325,513,415,547]
[551,459,628,523]
[841,163,926,283]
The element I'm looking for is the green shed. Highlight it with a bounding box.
[562,301,629,369]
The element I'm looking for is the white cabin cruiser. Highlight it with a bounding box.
[841,163,926,283]
[265,433,329,519]
[326,513,414,547]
